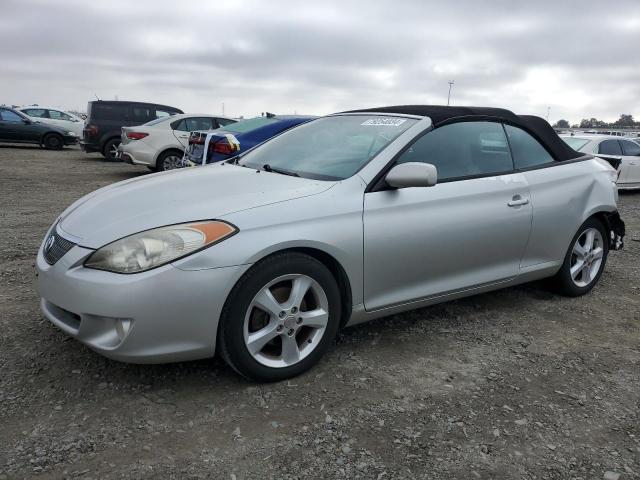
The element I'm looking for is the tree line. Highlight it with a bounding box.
[553,114,638,129]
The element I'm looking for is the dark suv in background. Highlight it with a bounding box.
[81,101,183,159]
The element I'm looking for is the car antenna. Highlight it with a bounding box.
[94,93,101,101]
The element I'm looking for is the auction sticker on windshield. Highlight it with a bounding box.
[361,118,407,126]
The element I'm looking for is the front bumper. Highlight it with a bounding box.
[36,236,249,363]
[63,135,78,145]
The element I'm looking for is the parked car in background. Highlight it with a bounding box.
[562,134,640,189]
[118,114,236,171]
[0,107,78,149]
[182,114,316,167]
[18,106,84,137]
[37,105,624,381]
[81,100,183,160]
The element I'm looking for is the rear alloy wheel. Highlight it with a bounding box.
[43,133,63,150]
[156,150,184,171]
[103,138,121,161]
[218,252,341,382]
[554,218,609,296]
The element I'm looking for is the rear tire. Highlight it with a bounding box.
[218,252,342,382]
[103,138,121,161]
[156,150,184,171]
[43,133,63,150]
[553,217,609,297]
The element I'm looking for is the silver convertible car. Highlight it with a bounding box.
[37,105,625,381]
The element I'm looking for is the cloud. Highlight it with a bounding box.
[1,0,638,123]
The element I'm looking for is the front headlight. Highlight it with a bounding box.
[84,220,237,273]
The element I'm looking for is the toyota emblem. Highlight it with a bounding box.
[44,235,55,253]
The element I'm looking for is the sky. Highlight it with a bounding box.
[1,0,639,124]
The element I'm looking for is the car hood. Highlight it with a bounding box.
[58,164,335,248]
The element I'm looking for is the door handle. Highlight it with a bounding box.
[508,196,529,207]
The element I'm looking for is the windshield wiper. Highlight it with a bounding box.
[262,164,299,177]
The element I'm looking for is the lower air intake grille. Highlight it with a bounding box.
[43,229,76,265]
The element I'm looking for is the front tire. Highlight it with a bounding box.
[553,218,609,297]
[218,252,342,382]
[43,133,64,150]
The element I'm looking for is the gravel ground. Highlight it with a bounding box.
[0,144,639,480]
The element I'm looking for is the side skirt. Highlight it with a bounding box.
[345,261,561,328]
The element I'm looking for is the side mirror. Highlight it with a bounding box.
[23,118,33,125]
[385,162,438,189]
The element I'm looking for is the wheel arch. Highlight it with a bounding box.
[588,210,625,250]
[286,246,353,328]
[226,246,354,329]
[41,130,63,144]
[101,136,121,155]
[155,146,185,164]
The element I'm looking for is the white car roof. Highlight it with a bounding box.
[18,106,77,113]
[560,134,635,141]
[168,113,235,120]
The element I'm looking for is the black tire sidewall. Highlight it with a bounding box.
[219,252,342,382]
[103,139,120,160]
[556,217,609,296]
[156,150,181,172]
[43,134,63,150]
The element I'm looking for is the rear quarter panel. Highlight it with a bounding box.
[520,158,617,267]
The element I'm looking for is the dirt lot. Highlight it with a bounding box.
[0,144,638,480]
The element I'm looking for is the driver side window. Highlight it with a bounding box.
[396,121,513,181]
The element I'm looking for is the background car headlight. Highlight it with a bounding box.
[67,131,77,136]
[84,221,237,273]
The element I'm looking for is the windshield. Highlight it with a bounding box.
[226,117,278,133]
[144,116,174,126]
[239,115,417,180]
[562,137,590,151]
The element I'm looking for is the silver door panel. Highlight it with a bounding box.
[363,173,532,311]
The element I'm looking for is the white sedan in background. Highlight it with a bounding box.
[18,106,84,137]
[119,114,236,171]
[562,134,640,189]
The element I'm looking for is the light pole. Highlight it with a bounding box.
[546,106,551,122]
[447,80,455,106]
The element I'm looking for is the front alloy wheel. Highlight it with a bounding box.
[218,252,341,382]
[244,274,329,368]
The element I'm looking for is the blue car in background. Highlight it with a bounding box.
[182,114,317,166]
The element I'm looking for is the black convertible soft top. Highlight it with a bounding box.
[343,105,583,161]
